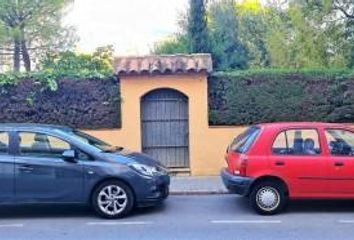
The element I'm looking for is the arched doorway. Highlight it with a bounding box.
[141,88,189,169]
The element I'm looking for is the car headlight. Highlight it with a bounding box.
[128,163,158,177]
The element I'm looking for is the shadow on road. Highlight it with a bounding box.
[287,200,354,213]
[0,203,167,219]
[0,205,94,219]
[1,196,353,219]
[233,197,354,214]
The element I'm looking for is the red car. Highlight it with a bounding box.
[221,122,354,215]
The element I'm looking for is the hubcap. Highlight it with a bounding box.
[256,186,280,212]
[97,185,128,216]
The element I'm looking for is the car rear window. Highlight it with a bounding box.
[228,127,260,153]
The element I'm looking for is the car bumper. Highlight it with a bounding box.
[136,174,170,207]
[221,168,253,196]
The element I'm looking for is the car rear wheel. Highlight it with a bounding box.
[250,181,287,215]
[92,180,134,219]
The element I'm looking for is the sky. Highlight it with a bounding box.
[65,0,188,55]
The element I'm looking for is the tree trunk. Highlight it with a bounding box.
[21,39,31,72]
[13,38,21,72]
[20,28,31,72]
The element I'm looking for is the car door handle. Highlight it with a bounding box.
[275,160,285,166]
[334,162,344,167]
[18,165,34,172]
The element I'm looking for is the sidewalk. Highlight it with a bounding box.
[169,176,228,195]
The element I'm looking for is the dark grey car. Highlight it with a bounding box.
[0,124,170,218]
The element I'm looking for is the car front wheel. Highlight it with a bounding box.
[250,181,287,215]
[92,180,134,219]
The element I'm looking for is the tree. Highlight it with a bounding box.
[41,46,114,77]
[237,0,270,67]
[265,0,349,68]
[153,35,189,55]
[0,0,76,72]
[208,0,249,70]
[330,0,354,19]
[323,0,354,67]
[187,0,210,53]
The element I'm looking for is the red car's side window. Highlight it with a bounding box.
[272,129,321,155]
[325,129,354,157]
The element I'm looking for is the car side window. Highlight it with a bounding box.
[272,131,288,154]
[19,132,71,158]
[325,129,354,156]
[0,132,9,155]
[272,129,321,155]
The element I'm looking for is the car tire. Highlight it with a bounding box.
[92,180,134,219]
[250,181,287,215]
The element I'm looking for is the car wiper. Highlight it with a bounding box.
[102,146,124,152]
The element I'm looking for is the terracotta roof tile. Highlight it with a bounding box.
[114,54,213,76]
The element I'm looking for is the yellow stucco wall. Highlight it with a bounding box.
[85,73,247,176]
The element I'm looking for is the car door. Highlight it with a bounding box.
[271,128,329,197]
[324,128,354,195]
[14,131,84,203]
[0,131,15,202]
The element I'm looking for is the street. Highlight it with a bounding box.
[1,195,354,240]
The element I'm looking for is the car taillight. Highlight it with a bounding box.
[239,158,248,176]
[225,152,234,174]
[226,151,248,176]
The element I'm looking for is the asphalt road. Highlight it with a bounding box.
[1,195,354,240]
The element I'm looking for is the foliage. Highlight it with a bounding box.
[2,68,354,128]
[0,0,77,71]
[153,35,189,55]
[153,0,354,70]
[187,0,210,53]
[0,48,114,91]
[236,0,270,67]
[0,78,120,129]
[208,0,249,70]
[209,69,354,125]
[41,50,113,79]
[0,46,118,129]
[0,72,18,86]
[264,1,349,68]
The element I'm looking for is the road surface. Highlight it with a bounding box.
[1,195,354,240]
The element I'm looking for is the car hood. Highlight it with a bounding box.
[102,148,162,167]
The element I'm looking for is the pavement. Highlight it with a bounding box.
[170,176,228,195]
[1,195,354,240]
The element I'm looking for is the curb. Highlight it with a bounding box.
[170,190,230,195]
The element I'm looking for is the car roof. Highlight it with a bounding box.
[0,123,73,132]
[255,122,353,130]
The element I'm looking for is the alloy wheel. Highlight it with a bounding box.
[97,185,128,216]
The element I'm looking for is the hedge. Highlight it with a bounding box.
[0,77,120,129]
[208,69,354,125]
[1,69,354,129]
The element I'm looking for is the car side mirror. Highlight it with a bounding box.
[62,150,77,163]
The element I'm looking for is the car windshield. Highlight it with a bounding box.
[229,126,260,153]
[69,130,123,152]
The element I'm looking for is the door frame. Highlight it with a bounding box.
[140,87,190,169]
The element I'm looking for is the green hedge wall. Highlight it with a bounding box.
[208,69,354,125]
[1,69,353,129]
[0,77,121,129]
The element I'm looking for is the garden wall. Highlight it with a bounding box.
[208,70,354,125]
[0,78,120,129]
[1,70,354,129]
